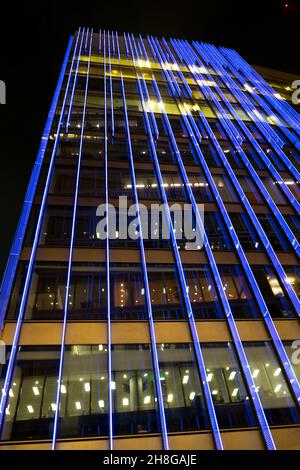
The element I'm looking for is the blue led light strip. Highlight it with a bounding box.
[125,33,159,140]
[169,38,300,405]
[51,29,93,450]
[152,36,276,450]
[0,35,76,330]
[107,31,115,137]
[0,31,81,431]
[190,42,300,232]
[170,76,300,407]
[103,31,114,451]
[220,48,300,134]
[65,28,86,133]
[201,43,300,181]
[171,39,300,312]
[198,42,300,203]
[115,32,169,449]
[128,34,223,450]
[185,110,300,404]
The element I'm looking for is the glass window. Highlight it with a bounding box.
[218,265,260,318]
[283,266,300,299]
[187,173,214,202]
[284,214,300,242]
[202,343,257,429]
[23,262,68,321]
[58,345,108,438]
[212,174,239,203]
[112,344,160,435]
[157,343,209,432]
[251,265,296,319]
[244,342,300,425]
[283,340,300,383]
[68,263,106,320]
[184,264,224,319]
[1,346,60,441]
[110,263,146,320]
[257,213,291,252]
[237,175,264,204]
[6,262,29,320]
[261,176,288,205]
[205,212,234,251]
[147,264,186,320]
[230,212,262,251]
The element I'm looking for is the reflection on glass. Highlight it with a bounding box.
[68,263,106,320]
[283,340,300,383]
[184,265,224,319]
[112,344,160,435]
[24,263,68,320]
[244,341,300,425]
[1,346,60,441]
[218,265,260,318]
[58,345,108,438]
[110,264,147,320]
[157,343,209,432]
[147,264,186,320]
[202,343,256,429]
[252,265,296,318]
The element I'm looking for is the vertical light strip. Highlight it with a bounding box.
[150,35,276,450]
[107,31,115,137]
[65,28,86,133]
[198,42,300,214]
[0,34,75,330]
[128,34,223,451]
[169,38,300,405]
[103,31,113,451]
[172,39,300,312]
[221,48,300,133]
[190,42,300,237]
[51,29,93,450]
[186,110,300,405]
[199,43,300,187]
[115,32,169,450]
[127,33,159,140]
[0,31,80,430]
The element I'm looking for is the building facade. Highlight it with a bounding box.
[0,28,300,450]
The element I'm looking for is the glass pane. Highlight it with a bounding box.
[202,343,257,429]
[1,346,60,441]
[184,264,224,319]
[157,343,209,432]
[218,265,260,318]
[112,344,160,435]
[244,341,300,425]
[251,265,296,318]
[58,345,108,438]
[147,264,186,320]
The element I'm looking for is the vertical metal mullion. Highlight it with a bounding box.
[180,108,300,408]
[128,34,223,451]
[189,42,300,239]
[107,31,115,137]
[103,31,113,451]
[0,32,80,430]
[221,48,300,133]
[65,28,86,133]
[200,43,300,184]
[147,40,277,450]
[51,29,93,450]
[0,33,76,330]
[115,32,169,450]
[173,40,300,312]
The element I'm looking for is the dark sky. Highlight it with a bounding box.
[0,0,299,279]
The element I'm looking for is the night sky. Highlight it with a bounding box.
[0,0,299,279]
